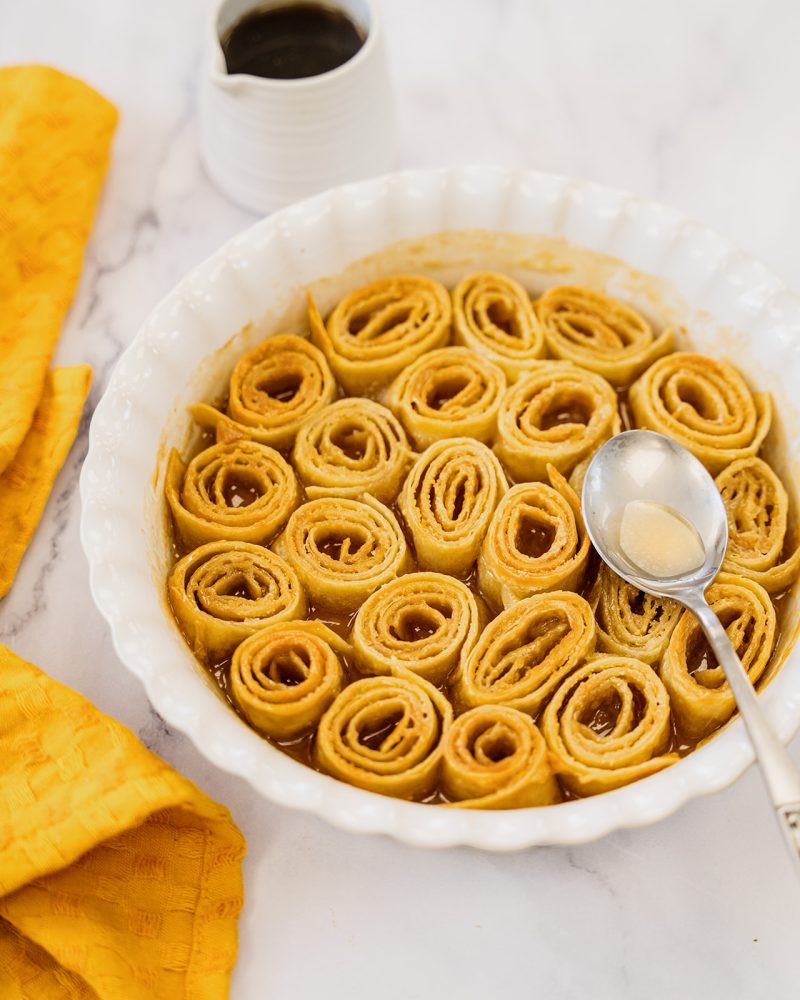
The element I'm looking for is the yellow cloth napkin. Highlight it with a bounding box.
[0,65,115,598]
[0,65,115,476]
[0,646,245,999]
[0,366,92,597]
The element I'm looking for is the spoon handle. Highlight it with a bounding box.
[689,596,800,876]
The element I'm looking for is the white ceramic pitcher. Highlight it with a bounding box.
[200,0,396,213]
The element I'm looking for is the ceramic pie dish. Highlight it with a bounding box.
[80,166,800,849]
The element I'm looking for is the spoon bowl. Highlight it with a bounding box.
[581,429,728,600]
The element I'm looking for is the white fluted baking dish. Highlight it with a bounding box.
[80,167,800,849]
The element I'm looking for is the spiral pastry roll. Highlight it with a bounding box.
[567,454,591,498]
[385,347,507,449]
[168,541,307,662]
[166,441,299,550]
[274,493,411,613]
[190,334,337,450]
[716,456,800,593]
[442,706,559,809]
[230,620,346,740]
[478,466,590,610]
[537,285,674,386]
[292,397,411,504]
[542,655,677,796]
[453,591,596,716]
[308,275,451,395]
[495,362,619,481]
[315,675,452,799]
[451,271,545,381]
[351,572,483,686]
[399,438,508,577]
[589,563,682,666]
[661,574,776,738]
[628,352,772,475]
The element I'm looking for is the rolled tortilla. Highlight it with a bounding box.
[628,352,771,475]
[478,465,590,610]
[537,285,673,386]
[453,590,596,716]
[315,675,452,800]
[274,493,411,614]
[230,620,346,740]
[494,361,619,481]
[190,334,337,450]
[385,346,506,449]
[451,271,544,381]
[399,437,508,578]
[165,440,299,550]
[292,396,411,504]
[351,572,484,686]
[308,275,451,394]
[168,541,306,663]
[542,654,677,796]
[442,706,559,809]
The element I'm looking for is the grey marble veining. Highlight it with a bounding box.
[2,1,800,996]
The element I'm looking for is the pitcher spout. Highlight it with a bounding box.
[211,66,245,94]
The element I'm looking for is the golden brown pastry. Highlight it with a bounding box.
[567,454,591,498]
[315,675,452,799]
[273,492,411,613]
[351,572,484,686]
[230,620,346,740]
[494,361,619,481]
[292,397,411,503]
[308,276,451,394]
[542,655,677,795]
[537,285,674,386]
[451,271,545,381]
[589,563,682,665]
[442,706,559,809]
[453,591,596,716]
[716,456,800,593]
[167,541,307,662]
[628,352,772,475]
[165,440,299,550]
[661,573,776,738]
[190,334,337,450]
[398,437,508,577]
[385,346,506,449]
[478,465,590,610]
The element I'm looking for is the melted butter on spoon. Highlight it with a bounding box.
[619,500,705,578]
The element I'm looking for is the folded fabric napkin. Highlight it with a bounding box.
[0,646,245,999]
[0,366,92,595]
[0,65,116,596]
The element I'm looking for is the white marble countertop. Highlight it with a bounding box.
[3,1,800,996]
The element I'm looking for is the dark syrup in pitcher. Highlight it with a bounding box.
[222,3,366,79]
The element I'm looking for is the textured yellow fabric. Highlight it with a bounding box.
[0,65,116,476]
[0,365,92,597]
[0,921,98,1000]
[0,646,245,999]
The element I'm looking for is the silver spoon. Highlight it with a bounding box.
[582,429,800,873]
